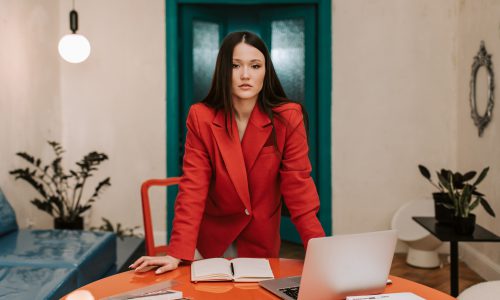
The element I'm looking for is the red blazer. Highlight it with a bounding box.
[166,102,325,261]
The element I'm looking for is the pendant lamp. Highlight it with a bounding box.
[58,2,90,63]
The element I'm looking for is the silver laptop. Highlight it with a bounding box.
[260,230,397,300]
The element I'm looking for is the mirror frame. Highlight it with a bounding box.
[470,41,495,137]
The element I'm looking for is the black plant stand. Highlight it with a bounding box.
[412,217,500,297]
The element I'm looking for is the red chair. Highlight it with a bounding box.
[140,177,181,256]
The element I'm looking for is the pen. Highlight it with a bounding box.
[230,262,235,276]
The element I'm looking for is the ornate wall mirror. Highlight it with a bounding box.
[470,41,495,137]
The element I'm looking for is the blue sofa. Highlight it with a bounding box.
[0,188,116,300]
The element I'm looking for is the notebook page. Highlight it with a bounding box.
[191,258,232,280]
[231,258,274,282]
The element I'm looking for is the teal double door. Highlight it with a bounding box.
[173,4,320,243]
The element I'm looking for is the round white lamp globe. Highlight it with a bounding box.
[58,34,91,63]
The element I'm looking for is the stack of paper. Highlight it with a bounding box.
[346,292,425,300]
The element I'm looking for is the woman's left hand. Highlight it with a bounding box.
[129,255,181,274]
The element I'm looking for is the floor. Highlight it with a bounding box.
[279,241,485,296]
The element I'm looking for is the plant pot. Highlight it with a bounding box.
[54,217,84,230]
[432,192,454,225]
[453,214,476,235]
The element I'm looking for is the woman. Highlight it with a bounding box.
[131,31,325,274]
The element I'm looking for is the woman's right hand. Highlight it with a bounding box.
[129,255,181,274]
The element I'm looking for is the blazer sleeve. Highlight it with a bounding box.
[165,105,212,261]
[279,108,325,248]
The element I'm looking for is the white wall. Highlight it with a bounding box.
[456,0,500,280]
[58,0,166,237]
[332,0,458,234]
[0,0,61,229]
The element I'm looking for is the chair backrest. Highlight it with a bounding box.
[140,177,181,256]
[0,187,18,237]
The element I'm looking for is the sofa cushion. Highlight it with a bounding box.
[0,265,77,300]
[0,188,18,237]
[0,229,116,286]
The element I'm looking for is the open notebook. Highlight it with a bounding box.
[190,258,274,282]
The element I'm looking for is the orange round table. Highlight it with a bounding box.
[63,258,456,299]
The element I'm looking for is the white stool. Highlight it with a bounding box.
[391,199,442,268]
[458,281,500,300]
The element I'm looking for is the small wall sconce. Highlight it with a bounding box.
[58,2,90,63]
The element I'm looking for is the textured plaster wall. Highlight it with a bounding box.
[456,0,500,276]
[0,0,61,229]
[332,0,458,235]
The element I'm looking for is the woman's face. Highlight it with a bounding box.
[231,42,266,103]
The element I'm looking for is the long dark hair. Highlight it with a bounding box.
[201,31,308,141]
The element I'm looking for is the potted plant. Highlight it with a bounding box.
[9,141,111,230]
[418,165,496,234]
[418,165,455,224]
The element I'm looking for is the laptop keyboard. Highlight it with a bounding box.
[279,286,300,300]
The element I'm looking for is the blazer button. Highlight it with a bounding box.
[244,209,250,216]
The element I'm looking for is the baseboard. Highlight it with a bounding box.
[460,243,500,280]
[395,241,450,254]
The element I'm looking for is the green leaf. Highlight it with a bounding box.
[440,169,452,180]
[462,171,477,181]
[102,218,113,231]
[69,170,79,179]
[30,199,54,216]
[92,177,111,198]
[51,157,63,177]
[10,168,48,198]
[437,172,451,191]
[465,185,473,204]
[48,196,64,215]
[473,167,489,186]
[78,205,92,215]
[469,198,480,211]
[479,197,496,217]
[471,190,484,197]
[442,203,455,209]
[418,165,431,180]
[458,185,472,216]
[48,141,65,157]
[16,152,35,164]
[452,172,464,189]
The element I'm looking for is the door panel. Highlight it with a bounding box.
[179,6,225,167]
[271,19,306,104]
[192,20,221,103]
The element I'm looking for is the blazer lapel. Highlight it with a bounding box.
[241,105,272,173]
[211,111,251,210]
